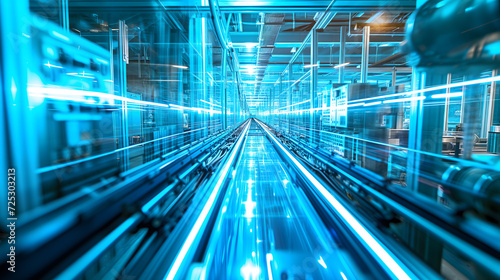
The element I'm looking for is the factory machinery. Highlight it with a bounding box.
[2,116,500,279]
[2,0,500,279]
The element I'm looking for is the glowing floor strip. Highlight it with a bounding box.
[266,253,274,280]
[164,121,250,280]
[255,119,413,280]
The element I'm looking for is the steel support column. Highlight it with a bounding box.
[59,0,69,31]
[118,20,130,171]
[392,67,397,87]
[221,49,227,129]
[338,26,346,83]
[443,73,452,133]
[288,68,293,134]
[487,69,498,129]
[361,26,370,83]
[405,70,445,272]
[310,29,319,144]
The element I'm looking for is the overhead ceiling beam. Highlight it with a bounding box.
[253,13,285,95]
[219,6,415,13]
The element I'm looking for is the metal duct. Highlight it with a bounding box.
[254,13,285,96]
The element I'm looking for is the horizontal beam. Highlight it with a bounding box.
[220,6,415,13]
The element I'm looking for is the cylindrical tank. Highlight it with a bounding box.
[405,0,500,68]
[442,165,500,217]
[487,125,500,153]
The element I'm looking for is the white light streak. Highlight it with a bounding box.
[383,96,426,104]
[255,119,413,280]
[200,99,222,108]
[266,253,274,280]
[363,101,382,107]
[431,92,463,99]
[318,256,327,269]
[334,62,350,68]
[165,122,250,280]
[346,102,365,107]
[303,64,319,68]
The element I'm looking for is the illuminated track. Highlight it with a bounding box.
[254,119,418,280]
[200,119,357,279]
[159,119,424,279]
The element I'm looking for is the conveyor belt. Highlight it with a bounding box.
[202,120,356,279]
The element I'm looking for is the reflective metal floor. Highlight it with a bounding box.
[203,120,356,280]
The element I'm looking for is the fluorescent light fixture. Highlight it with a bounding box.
[347,102,365,107]
[334,62,350,68]
[303,64,319,68]
[236,42,258,48]
[171,65,188,69]
[364,101,381,107]
[431,92,463,99]
[383,96,426,104]
[242,64,256,70]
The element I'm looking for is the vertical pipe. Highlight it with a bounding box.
[311,29,318,143]
[391,67,397,87]
[338,26,346,84]
[488,69,498,129]
[138,30,141,78]
[225,13,233,35]
[59,0,69,31]
[221,50,227,129]
[443,73,451,133]
[279,76,283,129]
[238,13,243,32]
[118,20,129,171]
[288,68,293,134]
[348,13,352,36]
[463,74,482,159]
[361,26,370,83]
[202,18,207,137]
[460,76,465,124]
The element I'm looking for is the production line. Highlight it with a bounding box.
[1,0,500,279]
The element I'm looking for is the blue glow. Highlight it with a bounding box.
[44,61,63,68]
[165,121,250,280]
[51,30,70,41]
[255,119,414,280]
[318,256,327,269]
[431,92,463,99]
[266,253,274,280]
[363,101,381,107]
[435,1,446,8]
[240,261,261,280]
[383,96,426,104]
